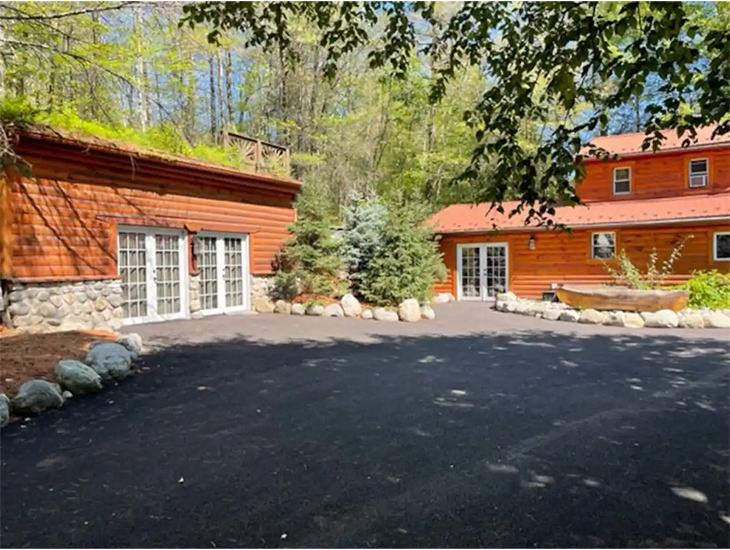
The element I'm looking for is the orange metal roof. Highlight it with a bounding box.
[584,126,730,159]
[428,194,730,234]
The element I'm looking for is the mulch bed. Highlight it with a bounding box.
[291,293,340,306]
[0,330,117,396]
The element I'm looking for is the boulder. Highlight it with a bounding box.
[678,312,704,329]
[432,293,454,304]
[305,304,325,316]
[642,309,679,328]
[420,305,436,320]
[504,302,518,313]
[54,360,103,395]
[558,309,580,323]
[274,300,292,315]
[291,303,306,315]
[116,333,143,360]
[705,311,730,329]
[605,312,625,327]
[361,309,374,320]
[542,309,561,321]
[496,291,517,302]
[340,294,362,318]
[0,394,10,427]
[622,312,645,328]
[324,304,345,317]
[11,380,64,415]
[253,296,275,314]
[373,307,399,322]
[85,343,133,382]
[579,309,606,325]
[398,299,421,322]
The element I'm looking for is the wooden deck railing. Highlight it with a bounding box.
[222,131,290,176]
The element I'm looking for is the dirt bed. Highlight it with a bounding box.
[0,329,116,396]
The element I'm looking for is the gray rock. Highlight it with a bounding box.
[274,300,292,315]
[504,302,518,313]
[39,303,56,318]
[398,299,421,322]
[705,311,730,329]
[579,309,606,325]
[558,310,580,323]
[324,304,345,317]
[305,304,325,316]
[622,312,645,328]
[496,291,517,302]
[679,312,704,329]
[373,307,399,322]
[85,343,133,383]
[8,290,26,303]
[291,303,306,316]
[11,380,64,415]
[8,301,30,316]
[54,360,103,394]
[431,293,454,304]
[253,296,275,314]
[0,394,10,427]
[50,295,64,308]
[361,309,374,320]
[420,305,436,320]
[340,294,362,318]
[36,290,50,302]
[108,294,123,308]
[117,333,143,359]
[642,309,679,328]
[62,390,73,400]
[605,312,625,327]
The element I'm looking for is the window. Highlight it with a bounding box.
[613,167,631,195]
[592,232,616,260]
[714,232,730,261]
[689,158,709,188]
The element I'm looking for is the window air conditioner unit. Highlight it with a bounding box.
[689,174,708,188]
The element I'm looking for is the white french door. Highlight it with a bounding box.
[456,243,509,301]
[117,226,188,324]
[198,233,250,315]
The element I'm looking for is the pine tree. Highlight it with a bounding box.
[359,201,446,306]
[274,189,345,299]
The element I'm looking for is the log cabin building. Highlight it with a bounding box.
[429,127,730,301]
[0,127,300,332]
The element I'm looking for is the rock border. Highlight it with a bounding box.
[494,292,730,329]
[253,293,454,323]
[0,332,144,428]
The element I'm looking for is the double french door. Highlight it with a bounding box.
[117,227,188,323]
[457,243,509,301]
[197,233,249,315]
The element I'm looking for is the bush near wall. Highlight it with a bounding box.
[679,270,730,310]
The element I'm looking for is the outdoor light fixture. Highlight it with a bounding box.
[528,236,536,250]
[192,235,203,256]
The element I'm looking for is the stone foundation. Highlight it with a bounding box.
[4,280,124,333]
[189,274,203,319]
[250,275,274,302]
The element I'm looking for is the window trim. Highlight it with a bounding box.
[612,166,631,195]
[591,231,617,260]
[713,232,730,262]
[688,157,709,188]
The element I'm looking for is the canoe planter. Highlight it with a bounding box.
[556,286,689,312]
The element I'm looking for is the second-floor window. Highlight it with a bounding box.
[689,159,709,188]
[613,167,631,195]
[714,232,730,261]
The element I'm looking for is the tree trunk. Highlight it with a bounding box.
[217,51,225,135]
[225,51,234,127]
[133,6,148,131]
[209,56,218,142]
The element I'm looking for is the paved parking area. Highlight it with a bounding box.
[2,304,729,547]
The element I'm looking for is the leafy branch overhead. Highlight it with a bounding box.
[182,1,730,221]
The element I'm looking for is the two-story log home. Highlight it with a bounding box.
[428,127,730,300]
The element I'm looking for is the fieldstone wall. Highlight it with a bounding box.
[251,275,274,302]
[4,280,124,333]
[189,274,203,319]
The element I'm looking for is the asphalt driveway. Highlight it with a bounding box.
[2,304,729,548]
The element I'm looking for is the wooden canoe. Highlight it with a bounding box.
[556,285,689,312]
